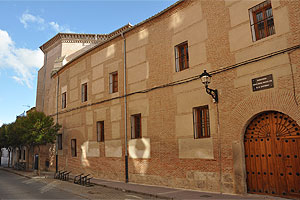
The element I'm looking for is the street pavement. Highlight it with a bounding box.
[0,168,286,199]
[0,169,158,199]
[0,169,82,199]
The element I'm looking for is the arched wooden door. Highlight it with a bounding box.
[244,111,300,198]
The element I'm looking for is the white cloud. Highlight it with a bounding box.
[49,21,72,33]
[0,29,43,88]
[0,120,2,127]
[20,13,45,29]
[20,11,73,33]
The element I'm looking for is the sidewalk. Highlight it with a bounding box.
[0,167,284,199]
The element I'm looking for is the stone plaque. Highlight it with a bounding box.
[252,74,274,92]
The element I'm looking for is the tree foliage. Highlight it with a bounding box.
[0,111,61,151]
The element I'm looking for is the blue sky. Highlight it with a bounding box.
[0,0,177,126]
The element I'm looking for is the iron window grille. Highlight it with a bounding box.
[58,134,62,150]
[81,83,88,102]
[109,71,118,93]
[249,0,275,41]
[131,114,142,139]
[193,105,210,139]
[71,139,77,157]
[97,121,105,142]
[62,92,66,109]
[175,41,189,72]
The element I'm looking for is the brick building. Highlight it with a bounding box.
[34,0,300,198]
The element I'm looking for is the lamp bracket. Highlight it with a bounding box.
[205,86,218,103]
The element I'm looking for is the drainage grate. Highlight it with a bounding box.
[200,195,212,198]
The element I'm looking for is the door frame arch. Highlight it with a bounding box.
[228,90,300,194]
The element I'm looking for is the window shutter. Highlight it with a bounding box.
[101,122,104,141]
[131,115,135,138]
[81,84,84,102]
[109,74,113,93]
[84,84,87,101]
[193,108,198,139]
[97,122,100,142]
[175,47,179,72]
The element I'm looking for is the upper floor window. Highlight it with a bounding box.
[62,92,66,109]
[249,0,275,41]
[193,105,210,139]
[81,83,88,102]
[97,121,104,142]
[175,41,189,72]
[109,71,118,93]
[58,134,62,150]
[131,113,142,139]
[71,139,77,157]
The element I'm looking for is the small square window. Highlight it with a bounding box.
[131,114,142,139]
[193,105,210,139]
[249,0,275,41]
[81,83,88,102]
[97,121,104,142]
[71,139,77,157]
[175,41,189,72]
[62,92,66,109]
[109,72,118,93]
[58,134,62,150]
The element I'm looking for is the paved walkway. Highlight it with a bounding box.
[0,167,285,199]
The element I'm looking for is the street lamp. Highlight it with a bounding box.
[200,70,218,103]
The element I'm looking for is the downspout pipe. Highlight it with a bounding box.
[56,72,59,173]
[121,32,129,183]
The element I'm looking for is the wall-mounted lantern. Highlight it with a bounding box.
[200,70,218,103]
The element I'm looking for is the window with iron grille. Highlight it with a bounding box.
[97,121,104,142]
[131,114,142,139]
[109,72,118,93]
[81,83,88,102]
[18,149,21,159]
[58,134,62,150]
[62,92,66,109]
[175,41,189,72]
[193,105,210,139]
[249,0,275,41]
[71,139,77,157]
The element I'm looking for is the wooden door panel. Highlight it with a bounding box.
[244,139,252,193]
[249,139,258,193]
[254,138,263,193]
[259,138,269,194]
[244,111,300,198]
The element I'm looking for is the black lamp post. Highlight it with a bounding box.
[200,70,218,103]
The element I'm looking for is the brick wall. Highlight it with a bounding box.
[35,0,300,195]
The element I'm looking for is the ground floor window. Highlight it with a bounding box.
[193,105,210,138]
[131,114,142,139]
[71,139,77,157]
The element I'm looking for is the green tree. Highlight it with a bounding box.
[0,111,61,170]
[23,111,61,171]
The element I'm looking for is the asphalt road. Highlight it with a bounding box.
[0,169,158,199]
[0,169,83,199]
